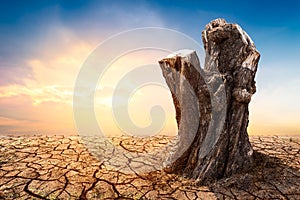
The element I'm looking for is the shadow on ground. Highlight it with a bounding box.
[210,149,300,199]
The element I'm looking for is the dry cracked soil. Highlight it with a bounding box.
[0,135,299,200]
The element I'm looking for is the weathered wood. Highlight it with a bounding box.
[159,19,260,184]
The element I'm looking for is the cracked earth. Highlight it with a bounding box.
[0,135,299,199]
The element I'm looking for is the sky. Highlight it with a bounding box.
[0,0,299,136]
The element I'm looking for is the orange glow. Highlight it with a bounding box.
[0,27,299,137]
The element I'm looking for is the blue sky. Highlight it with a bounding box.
[0,0,299,135]
[1,0,299,82]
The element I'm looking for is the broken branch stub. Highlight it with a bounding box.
[159,18,260,184]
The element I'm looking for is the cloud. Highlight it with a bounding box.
[0,84,73,106]
[0,2,169,135]
[0,24,94,105]
[0,64,33,86]
[0,23,95,134]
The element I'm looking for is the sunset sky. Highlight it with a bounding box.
[0,0,299,136]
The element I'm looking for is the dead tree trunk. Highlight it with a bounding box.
[158,19,260,184]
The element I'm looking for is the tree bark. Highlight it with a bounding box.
[158,19,260,184]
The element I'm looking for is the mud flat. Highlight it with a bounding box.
[0,135,299,199]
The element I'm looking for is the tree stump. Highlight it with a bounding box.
[158,18,260,184]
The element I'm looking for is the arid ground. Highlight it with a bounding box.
[0,135,299,199]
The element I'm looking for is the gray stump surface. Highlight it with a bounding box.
[159,18,260,184]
